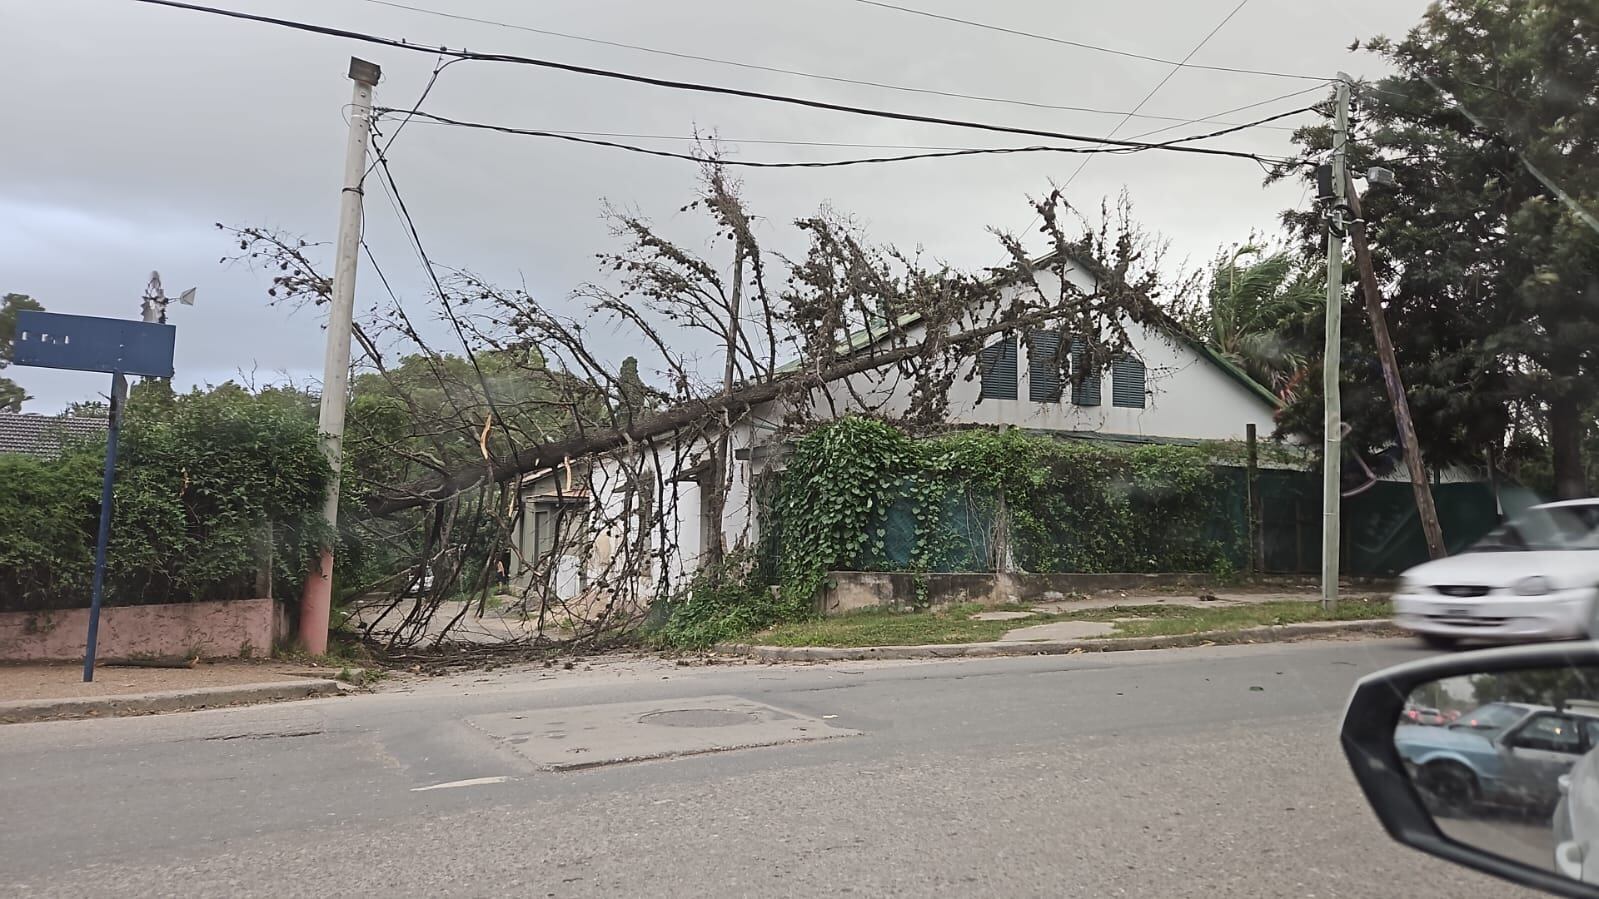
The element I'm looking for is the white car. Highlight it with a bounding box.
[1554,741,1599,884]
[1392,499,1599,649]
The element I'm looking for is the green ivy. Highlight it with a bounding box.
[769,419,1247,588]
[655,418,1251,645]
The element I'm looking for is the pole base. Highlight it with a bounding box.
[299,549,334,656]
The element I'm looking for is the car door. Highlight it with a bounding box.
[1498,712,1586,808]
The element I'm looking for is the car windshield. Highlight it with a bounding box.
[1448,703,1526,735]
[1468,505,1599,552]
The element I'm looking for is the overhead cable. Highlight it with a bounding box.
[129,0,1305,165]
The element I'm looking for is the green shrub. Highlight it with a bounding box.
[0,383,332,611]
[651,550,809,650]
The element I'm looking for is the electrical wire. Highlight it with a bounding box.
[128,0,1302,165]
[368,145,528,474]
[372,105,1312,169]
[1060,0,1259,190]
[1123,82,1330,142]
[345,0,1297,131]
[846,0,1328,81]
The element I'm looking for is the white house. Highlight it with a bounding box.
[508,252,1282,612]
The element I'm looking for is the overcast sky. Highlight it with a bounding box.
[3,0,1429,410]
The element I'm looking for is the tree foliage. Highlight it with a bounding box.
[0,382,331,612]
[1187,242,1322,397]
[1276,0,1599,493]
[0,292,43,412]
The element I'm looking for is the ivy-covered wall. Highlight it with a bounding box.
[766,418,1250,605]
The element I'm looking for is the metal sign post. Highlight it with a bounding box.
[83,373,128,682]
[11,311,175,681]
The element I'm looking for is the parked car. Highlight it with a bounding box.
[1391,499,1599,649]
[1403,705,1448,726]
[1342,642,1599,896]
[1395,702,1599,814]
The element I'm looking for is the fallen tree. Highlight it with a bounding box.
[232,167,1188,648]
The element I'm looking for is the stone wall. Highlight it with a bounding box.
[0,598,280,661]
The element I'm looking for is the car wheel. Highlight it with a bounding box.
[1419,634,1459,651]
[1417,761,1478,817]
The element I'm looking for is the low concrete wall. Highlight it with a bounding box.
[0,598,279,662]
[818,571,1213,615]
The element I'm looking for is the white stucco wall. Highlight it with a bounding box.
[754,262,1278,443]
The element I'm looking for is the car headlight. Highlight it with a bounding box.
[1514,575,1554,596]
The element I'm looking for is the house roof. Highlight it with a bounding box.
[773,248,1282,410]
[0,412,108,457]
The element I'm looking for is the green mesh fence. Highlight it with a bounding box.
[761,464,1502,578]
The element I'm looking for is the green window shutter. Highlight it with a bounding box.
[1112,356,1147,408]
[1027,331,1062,402]
[979,336,1018,401]
[1069,338,1101,407]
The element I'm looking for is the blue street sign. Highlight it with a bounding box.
[7,311,178,681]
[12,311,175,378]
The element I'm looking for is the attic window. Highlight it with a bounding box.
[1069,338,1101,407]
[1112,356,1147,408]
[978,336,1018,401]
[1027,331,1062,403]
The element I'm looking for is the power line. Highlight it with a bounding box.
[368,144,527,473]
[345,0,1296,131]
[1061,0,1259,191]
[846,0,1327,81]
[374,105,1310,169]
[128,1,1302,165]
[1123,82,1330,142]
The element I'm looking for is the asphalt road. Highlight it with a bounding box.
[0,638,1544,898]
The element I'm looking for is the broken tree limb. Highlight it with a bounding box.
[365,304,1083,516]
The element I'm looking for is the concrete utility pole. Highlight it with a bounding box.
[300,57,380,656]
[1346,178,1448,560]
[1320,78,1350,612]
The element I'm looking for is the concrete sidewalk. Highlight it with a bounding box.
[720,618,1400,662]
[0,660,345,724]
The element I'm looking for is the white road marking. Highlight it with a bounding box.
[410,776,513,792]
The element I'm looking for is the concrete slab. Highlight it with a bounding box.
[467,695,860,770]
[999,620,1118,642]
[969,610,1036,621]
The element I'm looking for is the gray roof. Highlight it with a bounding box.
[0,412,108,457]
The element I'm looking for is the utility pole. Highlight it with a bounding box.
[1345,178,1448,560]
[1320,77,1350,612]
[299,57,380,656]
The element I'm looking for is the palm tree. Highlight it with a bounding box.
[1199,243,1322,397]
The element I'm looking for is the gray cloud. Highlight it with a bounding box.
[3,0,1426,409]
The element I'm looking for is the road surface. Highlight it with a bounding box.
[0,638,1541,897]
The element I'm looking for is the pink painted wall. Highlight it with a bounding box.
[0,598,279,662]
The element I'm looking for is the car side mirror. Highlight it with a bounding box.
[1343,642,1599,897]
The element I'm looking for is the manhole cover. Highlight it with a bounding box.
[639,708,758,728]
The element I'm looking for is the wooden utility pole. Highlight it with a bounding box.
[1345,179,1448,560]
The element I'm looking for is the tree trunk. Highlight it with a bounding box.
[1549,392,1588,500]
[366,305,1075,517]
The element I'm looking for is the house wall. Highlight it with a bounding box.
[514,261,1282,601]
[763,267,1274,443]
[0,598,280,661]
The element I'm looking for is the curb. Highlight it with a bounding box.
[0,679,344,725]
[717,619,1399,662]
